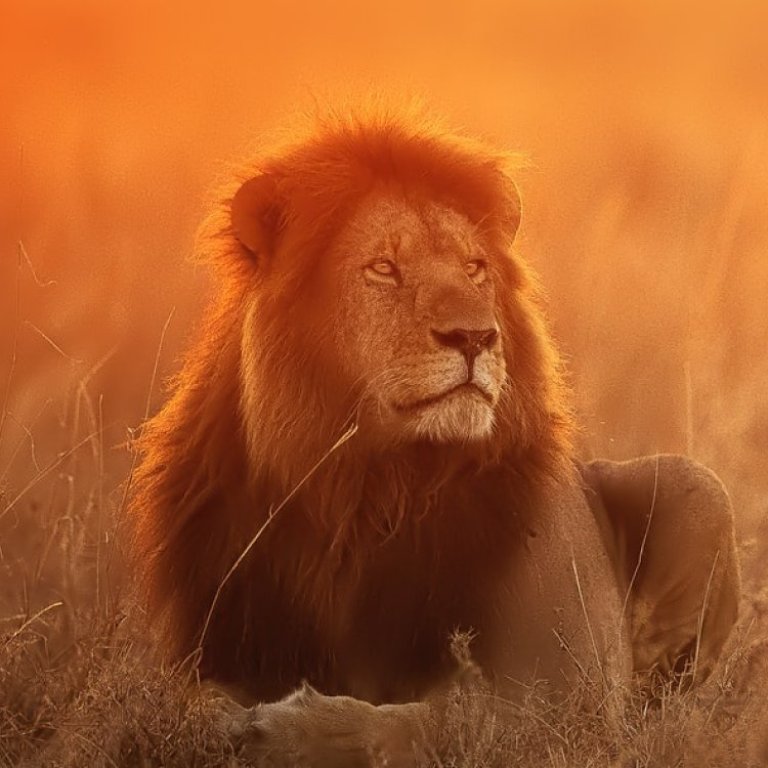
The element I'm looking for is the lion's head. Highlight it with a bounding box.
[237,189,508,445]
[212,108,570,486]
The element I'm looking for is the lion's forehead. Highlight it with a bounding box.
[340,195,483,262]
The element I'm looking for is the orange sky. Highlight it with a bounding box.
[1,0,766,508]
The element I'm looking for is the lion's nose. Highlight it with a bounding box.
[431,327,499,357]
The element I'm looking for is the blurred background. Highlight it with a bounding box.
[1,0,766,613]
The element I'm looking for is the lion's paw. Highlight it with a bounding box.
[215,683,427,768]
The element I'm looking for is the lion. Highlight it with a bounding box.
[129,106,740,764]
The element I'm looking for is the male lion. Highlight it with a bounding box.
[129,107,740,764]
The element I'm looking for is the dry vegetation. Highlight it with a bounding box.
[1,1,767,765]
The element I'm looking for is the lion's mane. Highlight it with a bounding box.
[129,106,575,701]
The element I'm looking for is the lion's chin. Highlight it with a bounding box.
[401,394,496,444]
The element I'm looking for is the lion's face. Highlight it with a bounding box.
[327,194,507,444]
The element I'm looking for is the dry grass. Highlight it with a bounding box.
[0,526,766,768]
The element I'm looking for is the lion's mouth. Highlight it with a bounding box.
[394,382,494,413]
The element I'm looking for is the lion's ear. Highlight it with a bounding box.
[231,175,286,258]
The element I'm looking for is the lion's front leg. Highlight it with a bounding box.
[215,683,432,768]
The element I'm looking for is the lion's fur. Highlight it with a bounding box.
[128,105,738,709]
[129,106,579,701]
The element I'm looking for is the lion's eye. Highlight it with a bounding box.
[465,259,487,282]
[370,260,395,275]
[364,259,400,285]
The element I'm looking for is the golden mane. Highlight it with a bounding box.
[129,105,575,698]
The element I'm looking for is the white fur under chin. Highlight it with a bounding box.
[406,396,495,443]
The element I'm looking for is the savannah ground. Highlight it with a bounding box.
[1,2,767,765]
